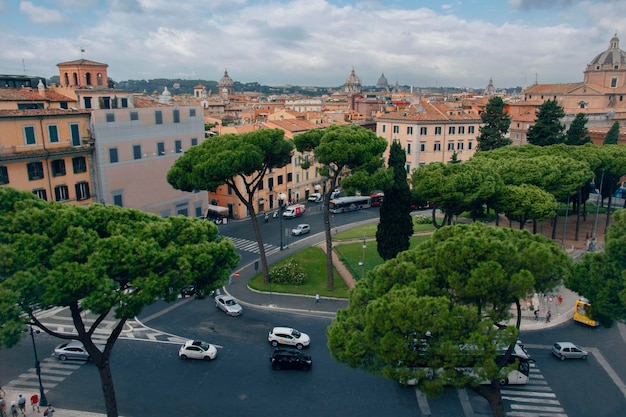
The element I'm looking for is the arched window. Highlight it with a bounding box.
[85,72,92,86]
[64,73,69,86]
[72,73,79,86]
[97,73,103,86]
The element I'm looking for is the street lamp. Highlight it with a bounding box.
[361,235,367,280]
[29,325,48,407]
[278,192,286,251]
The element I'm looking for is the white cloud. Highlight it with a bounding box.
[20,1,66,24]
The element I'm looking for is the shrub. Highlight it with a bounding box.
[269,259,307,285]
[414,214,431,225]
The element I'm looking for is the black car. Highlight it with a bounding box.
[270,348,312,371]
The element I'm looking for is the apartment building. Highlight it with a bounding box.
[376,101,482,174]
[0,84,95,205]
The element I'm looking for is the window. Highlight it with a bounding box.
[611,77,618,88]
[54,185,69,201]
[130,111,139,121]
[449,126,455,135]
[191,138,198,146]
[175,140,182,153]
[407,126,413,135]
[468,126,475,134]
[258,180,264,190]
[173,109,180,123]
[190,108,196,117]
[420,127,427,135]
[24,126,36,145]
[227,185,233,195]
[106,113,115,122]
[393,125,399,134]
[295,156,301,166]
[33,189,47,200]
[434,143,441,152]
[468,141,473,150]
[48,125,59,143]
[458,126,465,134]
[406,164,410,173]
[420,143,425,152]
[155,110,163,124]
[133,145,142,160]
[382,125,386,133]
[278,175,283,185]
[113,192,123,207]
[287,173,293,182]
[447,142,455,151]
[435,126,442,135]
[75,182,90,200]
[109,147,119,163]
[60,102,68,109]
[268,177,274,190]
[18,103,43,110]
[84,97,92,109]
[121,98,128,108]
[27,162,44,180]
[51,159,66,176]
[407,143,411,154]
[72,157,87,173]
[0,166,8,184]
[70,123,80,146]
[457,142,464,150]
[157,142,165,156]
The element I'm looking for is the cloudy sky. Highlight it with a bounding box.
[0,0,625,89]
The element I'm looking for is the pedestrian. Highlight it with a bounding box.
[533,309,539,321]
[545,310,551,323]
[43,405,54,417]
[228,275,232,286]
[557,294,563,305]
[10,401,18,417]
[315,293,320,304]
[16,394,25,415]
[29,394,39,412]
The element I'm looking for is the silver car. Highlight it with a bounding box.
[551,342,588,360]
[215,294,243,316]
[291,224,310,236]
[53,340,104,361]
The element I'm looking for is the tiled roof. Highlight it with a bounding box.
[0,108,91,117]
[523,83,582,94]
[263,118,317,132]
[0,88,74,102]
[376,102,480,122]
[132,96,171,108]
[56,59,108,67]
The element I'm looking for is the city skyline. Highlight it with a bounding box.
[0,0,624,89]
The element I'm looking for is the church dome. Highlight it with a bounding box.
[589,35,626,67]
[376,73,389,89]
[344,68,361,93]
[219,70,234,88]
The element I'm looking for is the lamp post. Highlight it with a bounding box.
[29,325,48,407]
[278,192,286,251]
[361,234,367,280]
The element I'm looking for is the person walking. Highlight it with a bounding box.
[16,395,25,416]
[315,293,320,304]
[29,394,39,413]
[43,405,54,417]
[10,401,18,417]
[545,310,551,323]
[533,309,539,321]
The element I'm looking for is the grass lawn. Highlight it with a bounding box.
[248,217,437,298]
[248,246,351,298]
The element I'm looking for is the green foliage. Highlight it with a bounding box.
[604,121,620,145]
[377,141,413,260]
[527,99,566,146]
[567,209,626,326]
[413,214,432,224]
[477,96,512,151]
[268,259,307,285]
[565,113,591,145]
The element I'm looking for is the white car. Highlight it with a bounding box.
[268,327,310,349]
[551,342,588,360]
[291,224,310,236]
[307,193,322,202]
[215,294,243,316]
[178,340,217,360]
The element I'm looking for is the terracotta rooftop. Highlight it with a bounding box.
[0,108,91,117]
[0,88,74,102]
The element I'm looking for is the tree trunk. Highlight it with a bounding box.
[324,198,334,291]
[97,361,119,417]
[469,383,506,417]
[248,205,270,283]
[551,213,558,240]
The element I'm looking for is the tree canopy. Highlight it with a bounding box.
[167,128,293,283]
[564,113,591,146]
[294,124,387,289]
[0,187,239,417]
[476,96,512,151]
[604,121,620,145]
[328,223,571,417]
[376,141,413,260]
[527,99,566,146]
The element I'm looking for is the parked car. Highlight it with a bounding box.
[291,224,310,236]
[270,348,312,371]
[180,285,196,297]
[268,327,310,349]
[53,340,104,361]
[307,193,322,202]
[551,342,588,360]
[178,340,217,360]
[215,294,243,316]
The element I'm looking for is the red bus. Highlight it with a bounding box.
[370,192,384,207]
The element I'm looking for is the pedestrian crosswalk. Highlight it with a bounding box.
[3,356,82,393]
[503,362,568,417]
[224,236,280,256]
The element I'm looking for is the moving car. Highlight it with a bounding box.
[178,340,217,360]
[270,348,312,371]
[215,294,243,316]
[307,193,322,202]
[53,340,104,361]
[551,342,588,360]
[291,224,310,236]
[268,327,310,349]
